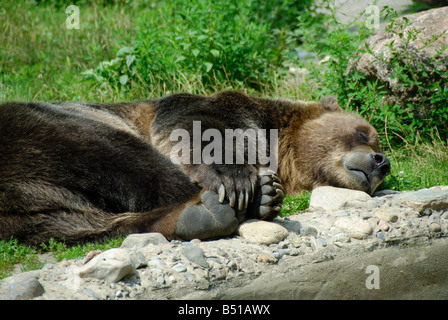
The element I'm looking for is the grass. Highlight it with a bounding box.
[0,239,42,279]
[0,0,447,279]
[0,237,124,280]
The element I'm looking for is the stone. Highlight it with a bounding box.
[277,219,302,234]
[129,251,147,269]
[182,244,209,268]
[2,275,44,300]
[83,250,102,264]
[78,248,135,283]
[349,7,448,109]
[120,232,168,250]
[309,186,371,211]
[236,219,289,245]
[2,184,448,300]
[430,223,442,233]
[378,219,390,231]
[137,243,162,260]
[172,263,187,273]
[299,225,318,237]
[315,237,328,247]
[374,210,399,223]
[395,188,448,214]
[257,252,277,264]
[334,216,373,240]
[376,231,386,242]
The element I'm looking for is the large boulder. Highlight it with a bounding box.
[350,7,448,110]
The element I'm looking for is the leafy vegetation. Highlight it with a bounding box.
[0,0,448,276]
[83,0,306,93]
[0,238,42,279]
[294,3,448,148]
[0,237,124,280]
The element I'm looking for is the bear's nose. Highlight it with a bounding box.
[371,153,390,176]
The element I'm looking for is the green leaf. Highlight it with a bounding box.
[192,49,200,57]
[119,74,129,85]
[210,49,220,58]
[126,55,136,68]
[117,46,133,57]
[175,55,187,63]
[204,62,213,72]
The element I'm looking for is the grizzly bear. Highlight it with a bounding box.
[0,91,390,245]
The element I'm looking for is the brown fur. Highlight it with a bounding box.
[0,91,390,244]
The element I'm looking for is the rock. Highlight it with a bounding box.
[315,237,328,247]
[378,219,390,231]
[182,244,209,268]
[277,219,302,233]
[299,225,318,237]
[129,251,147,269]
[78,248,135,283]
[1,274,44,300]
[309,186,371,211]
[237,219,289,245]
[350,7,448,109]
[376,231,386,242]
[430,223,442,233]
[257,252,277,264]
[374,210,399,223]
[395,188,448,214]
[172,263,187,272]
[137,243,162,260]
[334,232,351,243]
[120,232,168,250]
[83,250,102,264]
[334,216,373,240]
[2,184,448,300]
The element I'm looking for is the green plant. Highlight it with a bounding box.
[40,237,124,261]
[280,192,311,217]
[294,2,448,149]
[83,0,305,93]
[0,238,42,280]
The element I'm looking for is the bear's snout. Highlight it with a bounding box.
[371,153,390,177]
[341,150,391,194]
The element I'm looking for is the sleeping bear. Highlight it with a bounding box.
[0,91,390,244]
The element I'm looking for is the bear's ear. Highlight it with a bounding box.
[320,96,342,112]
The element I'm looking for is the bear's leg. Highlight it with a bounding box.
[174,190,238,240]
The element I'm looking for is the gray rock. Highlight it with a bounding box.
[129,251,147,269]
[376,231,386,242]
[349,7,448,109]
[237,219,289,245]
[120,232,168,250]
[78,248,136,283]
[315,237,328,247]
[2,184,448,300]
[2,275,44,300]
[182,244,209,268]
[334,216,373,240]
[395,189,448,214]
[309,186,371,211]
[300,226,318,237]
[172,263,187,272]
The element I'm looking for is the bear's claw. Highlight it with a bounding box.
[247,174,285,220]
[174,190,238,240]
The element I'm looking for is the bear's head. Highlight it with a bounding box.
[286,99,390,195]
